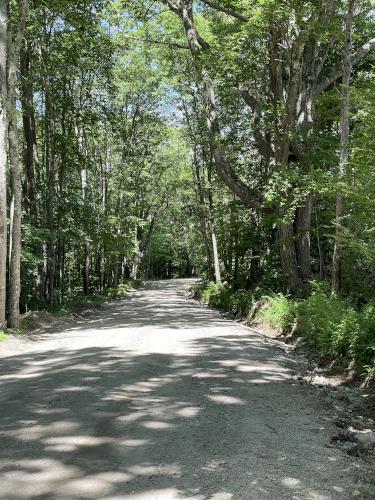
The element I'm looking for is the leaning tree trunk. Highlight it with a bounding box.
[332,0,355,294]
[0,0,7,329]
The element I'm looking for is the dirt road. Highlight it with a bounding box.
[0,280,364,499]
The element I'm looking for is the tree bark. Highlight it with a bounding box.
[207,162,221,285]
[7,0,29,327]
[332,0,355,294]
[295,195,314,281]
[20,43,38,218]
[170,0,262,210]
[45,79,56,304]
[0,0,7,329]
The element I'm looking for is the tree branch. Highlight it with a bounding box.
[10,0,29,63]
[127,35,189,50]
[240,87,273,161]
[162,0,180,15]
[313,37,375,96]
[199,0,248,21]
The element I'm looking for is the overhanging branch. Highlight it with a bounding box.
[313,37,375,96]
[199,0,248,21]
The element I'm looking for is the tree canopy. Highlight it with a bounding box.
[0,0,374,334]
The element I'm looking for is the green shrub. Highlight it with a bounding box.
[351,300,375,367]
[192,282,254,315]
[193,282,221,303]
[106,281,135,298]
[0,331,7,342]
[192,280,375,378]
[258,294,296,333]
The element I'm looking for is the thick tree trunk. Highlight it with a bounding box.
[295,195,313,281]
[315,204,325,279]
[0,0,7,328]
[277,211,299,293]
[332,0,355,294]
[275,143,300,292]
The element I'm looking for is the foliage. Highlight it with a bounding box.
[194,280,375,378]
[1,0,375,380]
[259,295,296,334]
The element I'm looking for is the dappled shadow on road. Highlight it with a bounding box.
[0,331,356,499]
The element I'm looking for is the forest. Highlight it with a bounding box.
[1,0,375,375]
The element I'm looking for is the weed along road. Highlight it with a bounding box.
[0,280,365,499]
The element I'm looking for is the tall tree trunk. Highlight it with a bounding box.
[45,80,56,304]
[332,0,355,294]
[78,126,90,295]
[0,0,7,328]
[83,240,90,294]
[20,42,38,218]
[7,0,29,327]
[207,163,221,285]
[275,146,300,293]
[295,194,314,281]
[131,225,142,280]
[192,160,214,279]
[278,211,299,293]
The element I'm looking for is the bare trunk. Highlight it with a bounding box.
[131,226,142,280]
[315,203,325,279]
[7,78,22,327]
[20,43,38,218]
[332,0,355,294]
[83,240,90,295]
[7,1,28,327]
[295,195,313,281]
[0,0,7,328]
[277,212,299,293]
[45,85,55,304]
[79,127,90,295]
[275,146,300,293]
[192,159,215,279]
[207,164,221,285]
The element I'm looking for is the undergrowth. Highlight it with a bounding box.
[44,279,140,316]
[193,281,375,380]
[4,280,141,337]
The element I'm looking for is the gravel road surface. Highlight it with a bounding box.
[0,279,363,499]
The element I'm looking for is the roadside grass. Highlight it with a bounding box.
[0,331,7,342]
[193,280,375,381]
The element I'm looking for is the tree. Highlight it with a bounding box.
[7,0,29,327]
[0,0,7,328]
[332,0,355,294]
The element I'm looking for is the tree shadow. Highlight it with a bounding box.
[0,331,359,499]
